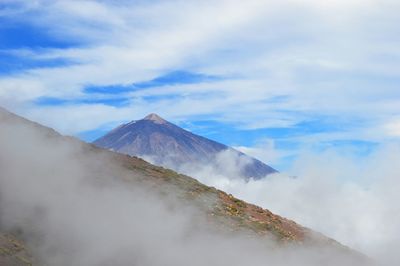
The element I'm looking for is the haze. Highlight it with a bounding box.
[0,1,399,266]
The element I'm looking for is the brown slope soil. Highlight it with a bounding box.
[0,107,366,265]
[0,233,34,266]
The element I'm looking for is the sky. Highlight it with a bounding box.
[0,0,400,171]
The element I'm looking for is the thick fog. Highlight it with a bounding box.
[0,116,373,265]
[159,145,400,266]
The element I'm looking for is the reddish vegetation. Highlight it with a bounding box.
[216,192,308,242]
[112,152,321,244]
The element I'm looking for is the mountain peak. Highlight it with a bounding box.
[94,113,278,179]
[143,113,167,124]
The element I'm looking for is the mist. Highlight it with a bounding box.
[162,145,400,266]
[0,112,373,266]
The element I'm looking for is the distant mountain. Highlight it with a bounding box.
[93,113,277,180]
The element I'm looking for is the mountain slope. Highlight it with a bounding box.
[0,109,302,243]
[0,108,368,265]
[94,113,277,179]
[0,233,34,266]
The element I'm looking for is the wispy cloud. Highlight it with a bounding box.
[0,0,399,167]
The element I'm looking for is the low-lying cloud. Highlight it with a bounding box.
[163,145,400,266]
[0,112,372,265]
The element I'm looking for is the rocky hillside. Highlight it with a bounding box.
[0,108,366,265]
[0,233,34,266]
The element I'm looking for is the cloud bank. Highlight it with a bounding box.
[0,106,368,266]
[162,144,400,266]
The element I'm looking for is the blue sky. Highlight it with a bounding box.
[0,0,399,171]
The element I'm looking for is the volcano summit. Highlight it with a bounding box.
[94,114,277,180]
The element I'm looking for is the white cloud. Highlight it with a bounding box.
[25,104,128,134]
[0,0,399,146]
[383,119,400,137]
[234,139,290,166]
[174,143,400,265]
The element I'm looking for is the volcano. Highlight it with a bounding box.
[93,114,277,179]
